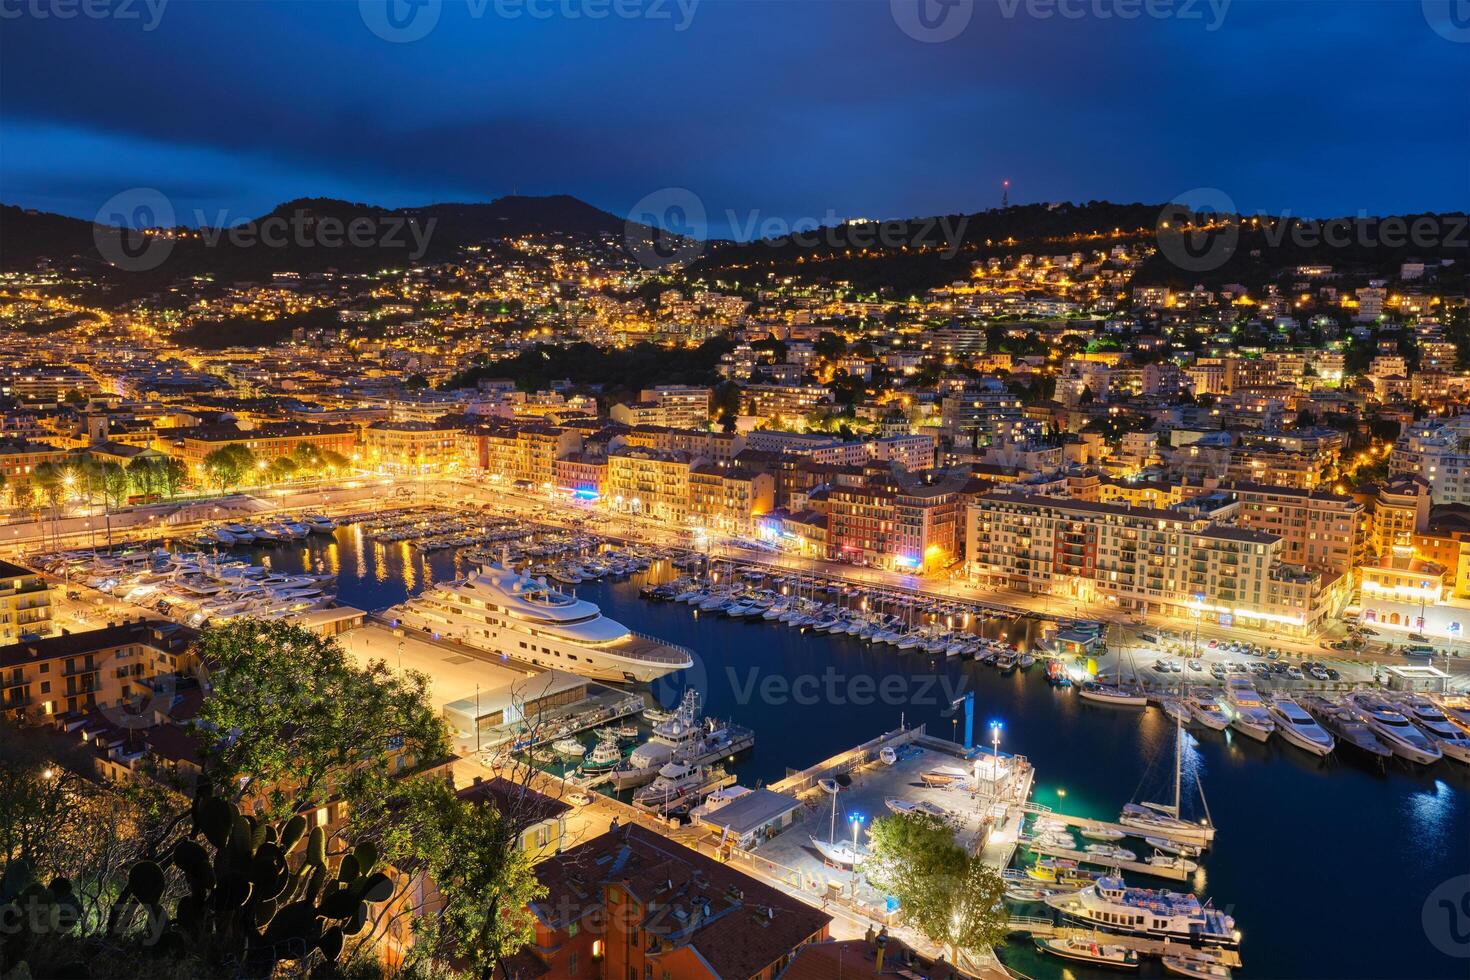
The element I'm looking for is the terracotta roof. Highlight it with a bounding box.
[531,824,829,979]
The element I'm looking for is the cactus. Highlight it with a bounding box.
[99,785,397,976]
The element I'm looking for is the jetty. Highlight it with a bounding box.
[1020,839,1193,881]
[1007,916,1243,969]
[1023,802,1215,848]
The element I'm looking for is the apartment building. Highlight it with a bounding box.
[688,463,775,534]
[740,383,829,424]
[1370,475,1432,559]
[638,385,711,428]
[827,481,958,571]
[606,447,691,523]
[1215,481,1362,576]
[966,492,1347,634]
[363,419,462,474]
[157,421,357,468]
[461,422,582,489]
[621,425,745,464]
[1,619,197,721]
[1391,415,1470,504]
[0,560,51,646]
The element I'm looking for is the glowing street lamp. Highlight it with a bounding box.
[989,719,1003,758]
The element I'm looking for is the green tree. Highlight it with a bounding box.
[161,458,187,498]
[195,620,448,823]
[865,812,1010,966]
[126,457,159,499]
[201,444,254,493]
[99,461,129,510]
[399,779,545,979]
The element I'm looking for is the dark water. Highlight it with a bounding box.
[237,529,1470,980]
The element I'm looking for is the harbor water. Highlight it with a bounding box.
[230,529,1469,980]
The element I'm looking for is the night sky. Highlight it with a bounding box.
[1,0,1466,236]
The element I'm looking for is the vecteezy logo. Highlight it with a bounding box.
[1424,874,1470,958]
[360,0,441,42]
[624,187,707,270]
[1423,0,1470,42]
[93,187,176,273]
[890,0,974,43]
[1154,187,1239,274]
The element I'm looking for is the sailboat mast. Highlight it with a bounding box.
[1173,712,1183,816]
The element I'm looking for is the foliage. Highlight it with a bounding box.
[444,338,734,399]
[196,620,449,824]
[397,779,545,979]
[203,443,256,492]
[865,812,1010,963]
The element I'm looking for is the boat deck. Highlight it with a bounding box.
[615,629,697,665]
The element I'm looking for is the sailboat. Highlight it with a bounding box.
[1119,713,1216,845]
[809,777,865,866]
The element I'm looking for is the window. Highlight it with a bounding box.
[568,952,578,975]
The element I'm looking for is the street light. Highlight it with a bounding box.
[989,720,1003,758]
[848,811,864,864]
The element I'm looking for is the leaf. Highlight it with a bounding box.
[172,839,210,878]
[360,872,393,905]
[318,924,344,961]
[352,842,377,874]
[306,826,326,867]
[196,796,235,850]
[318,889,361,920]
[280,814,307,855]
[335,854,359,884]
[126,861,167,907]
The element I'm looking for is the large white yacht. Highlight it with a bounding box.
[385,557,694,683]
[1222,677,1275,742]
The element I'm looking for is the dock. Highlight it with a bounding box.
[1020,840,1192,881]
[1007,917,1243,969]
[1023,803,1215,848]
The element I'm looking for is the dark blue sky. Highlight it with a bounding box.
[1,0,1466,236]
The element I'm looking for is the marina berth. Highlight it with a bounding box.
[1393,694,1470,764]
[1301,695,1394,764]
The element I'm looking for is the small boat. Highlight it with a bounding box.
[885,798,951,820]
[1081,827,1127,842]
[1006,883,1064,903]
[1035,937,1139,970]
[1146,853,1200,874]
[1025,857,1078,882]
[552,738,586,759]
[1144,836,1201,858]
[1080,683,1149,707]
[1396,694,1470,764]
[879,746,899,766]
[1085,844,1137,863]
[818,777,841,794]
[1160,698,1190,725]
[1162,955,1233,979]
[919,765,969,787]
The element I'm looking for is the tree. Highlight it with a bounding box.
[201,444,253,493]
[864,812,1010,966]
[161,458,187,498]
[196,620,448,823]
[396,779,545,979]
[100,461,129,510]
[126,457,159,499]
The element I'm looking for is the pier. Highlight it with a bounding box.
[1006,917,1243,969]
[1021,803,1216,847]
[1019,840,1193,881]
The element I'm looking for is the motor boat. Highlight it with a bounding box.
[1185,691,1231,731]
[919,765,969,787]
[1266,695,1335,756]
[1395,694,1470,764]
[1034,937,1139,970]
[1222,678,1275,742]
[1346,693,1443,765]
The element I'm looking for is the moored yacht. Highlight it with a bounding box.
[1222,677,1275,742]
[1266,695,1335,757]
[1393,694,1470,764]
[1347,693,1443,765]
[1184,691,1230,731]
[385,556,693,683]
[1046,877,1238,948]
